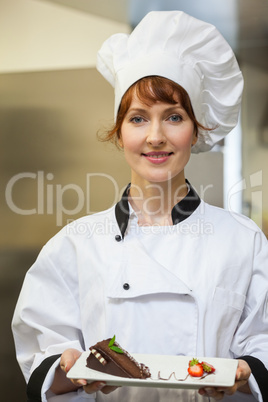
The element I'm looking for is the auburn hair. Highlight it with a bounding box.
[99,76,211,147]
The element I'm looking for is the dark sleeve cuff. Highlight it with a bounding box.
[27,354,61,402]
[239,355,268,400]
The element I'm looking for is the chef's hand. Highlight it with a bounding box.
[198,359,251,400]
[50,348,117,395]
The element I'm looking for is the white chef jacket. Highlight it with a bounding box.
[12,182,268,402]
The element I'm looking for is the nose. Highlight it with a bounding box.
[146,121,166,146]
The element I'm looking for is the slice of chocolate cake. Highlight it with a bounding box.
[86,336,151,379]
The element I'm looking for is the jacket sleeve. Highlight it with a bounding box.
[231,229,268,401]
[238,356,268,402]
[27,355,61,402]
[12,235,85,401]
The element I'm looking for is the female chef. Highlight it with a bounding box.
[12,10,268,402]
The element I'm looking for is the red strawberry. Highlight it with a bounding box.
[188,358,204,377]
[202,361,216,374]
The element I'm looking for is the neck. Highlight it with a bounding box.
[128,174,188,226]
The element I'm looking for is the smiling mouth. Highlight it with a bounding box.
[142,152,173,158]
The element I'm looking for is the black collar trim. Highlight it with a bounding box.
[115,180,200,239]
[171,180,201,225]
[115,183,131,240]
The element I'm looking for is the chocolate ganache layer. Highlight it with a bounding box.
[86,337,151,379]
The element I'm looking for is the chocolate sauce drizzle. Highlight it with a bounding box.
[157,371,190,381]
[156,371,214,382]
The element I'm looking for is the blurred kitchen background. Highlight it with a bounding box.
[0,0,267,400]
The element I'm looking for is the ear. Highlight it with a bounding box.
[118,134,124,148]
[191,129,198,146]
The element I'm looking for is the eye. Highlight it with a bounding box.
[168,114,182,122]
[130,116,145,124]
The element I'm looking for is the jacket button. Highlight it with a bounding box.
[123,283,130,290]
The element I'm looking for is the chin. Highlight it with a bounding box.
[143,174,177,184]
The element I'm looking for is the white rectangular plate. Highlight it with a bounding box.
[67,352,238,390]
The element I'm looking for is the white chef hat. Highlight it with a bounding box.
[97,10,244,153]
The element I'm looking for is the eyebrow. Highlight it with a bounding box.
[126,108,147,114]
[127,105,185,114]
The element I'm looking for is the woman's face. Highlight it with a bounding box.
[120,91,197,186]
